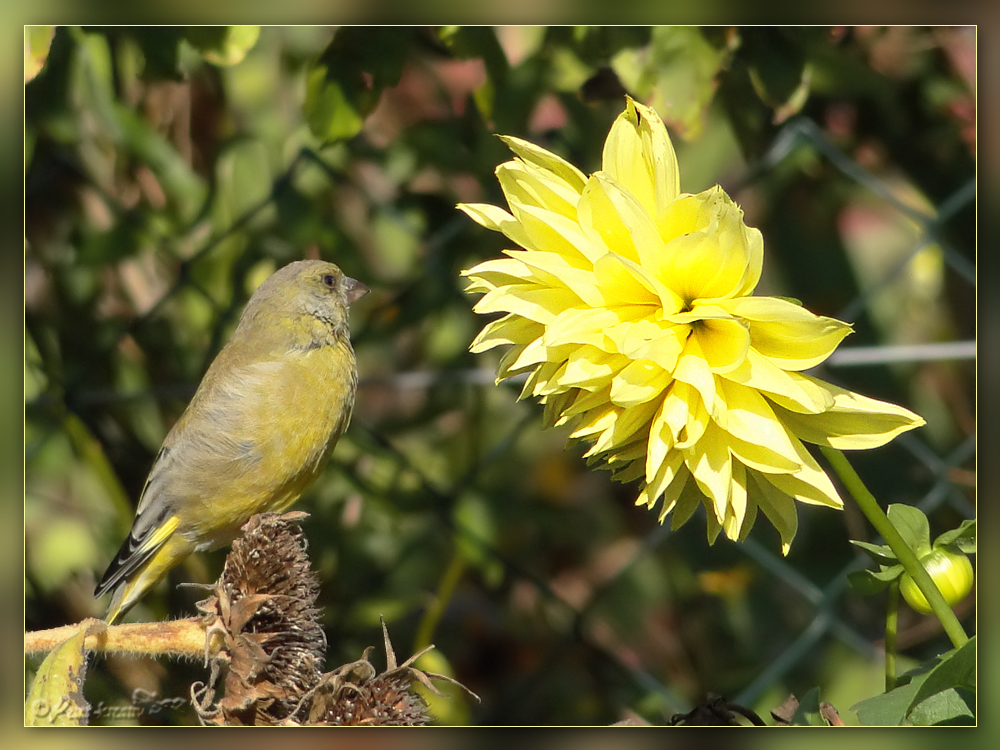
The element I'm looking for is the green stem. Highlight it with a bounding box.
[820,446,968,650]
[885,580,899,691]
[414,552,467,653]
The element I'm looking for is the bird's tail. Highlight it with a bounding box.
[96,517,194,623]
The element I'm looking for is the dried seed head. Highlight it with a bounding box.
[194,513,478,726]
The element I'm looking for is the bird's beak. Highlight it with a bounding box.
[343,276,370,305]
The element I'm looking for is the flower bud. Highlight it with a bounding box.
[899,548,974,615]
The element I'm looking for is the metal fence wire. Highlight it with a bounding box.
[25,87,975,724]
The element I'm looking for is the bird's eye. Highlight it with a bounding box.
[322,274,337,289]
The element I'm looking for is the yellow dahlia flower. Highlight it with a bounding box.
[459,98,924,553]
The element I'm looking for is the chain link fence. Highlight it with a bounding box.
[24,26,975,725]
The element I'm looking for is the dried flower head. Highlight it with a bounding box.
[194,512,477,726]
[460,97,924,552]
[195,511,326,725]
[304,620,478,726]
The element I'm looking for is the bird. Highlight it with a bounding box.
[95,260,369,623]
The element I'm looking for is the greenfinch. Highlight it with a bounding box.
[95,260,369,623]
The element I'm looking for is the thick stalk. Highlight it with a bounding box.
[820,446,968,649]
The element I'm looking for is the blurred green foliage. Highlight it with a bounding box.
[24,26,974,725]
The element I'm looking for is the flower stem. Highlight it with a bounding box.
[820,446,968,650]
[885,580,899,692]
[414,552,467,653]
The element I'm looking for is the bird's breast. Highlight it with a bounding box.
[174,339,357,536]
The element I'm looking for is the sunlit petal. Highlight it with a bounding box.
[462,97,925,555]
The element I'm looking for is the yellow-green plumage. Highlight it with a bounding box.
[95,260,368,623]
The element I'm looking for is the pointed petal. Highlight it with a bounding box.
[716,379,807,473]
[749,472,799,555]
[542,307,618,348]
[722,296,853,370]
[771,377,925,449]
[470,314,542,353]
[602,97,680,219]
[684,421,732,524]
[722,351,835,414]
[505,249,604,308]
[458,202,534,251]
[474,283,582,324]
[610,359,671,407]
[499,134,588,193]
[496,159,581,219]
[673,335,720,423]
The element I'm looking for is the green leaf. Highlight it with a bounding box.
[185,26,260,66]
[305,67,365,142]
[907,636,976,709]
[611,26,736,141]
[934,519,975,553]
[848,564,904,595]
[438,26,508,122]
[305,27,413,144]
[25,623,100,726]
[788,687,829,726]
[854,637,976,726]
[850,539,897,564]
[131,27,187,81]
[852,681,919,726]
[906,688,975,726]
[24,26,55,83]
[887,504,932,557]
[742,28,812,124]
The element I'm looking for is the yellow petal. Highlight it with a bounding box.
[474,283,582,323]
[497,343,531,383]
[716,379,805,473]
[609,359,671,407]
[602,97,680,221]
[770,377,925,449]
[692,315,751,373]
[497,159,581,219]
[499,134,588,193]
[521,359,564,397]
[644,447,685,507]
[505,249,604,308]
[507,338,572,373]
[568,401,617,439]
[659,466,695,523]
[723,462,749,541]
[666,466,702,528]
[650,379,708,455]
[606,318,687,372]
[726,434,801,474]
[554,346,627,390]
[659,187,761,303]
[458,202,535,250]
[723,296,853,370]
[577,175,639,264]
[585,399,658,456]
[542,307,618,348]
[722,351,834,414]
[673,335,720,423]
[556,385,613,422]
[463,256,534,291]
[470,314,542,353]
[512,201,606,265]
[749,472,799,555]
[684,420,732,524]
[592,252,666,309]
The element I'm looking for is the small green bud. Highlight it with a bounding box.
[899,548,974,615]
